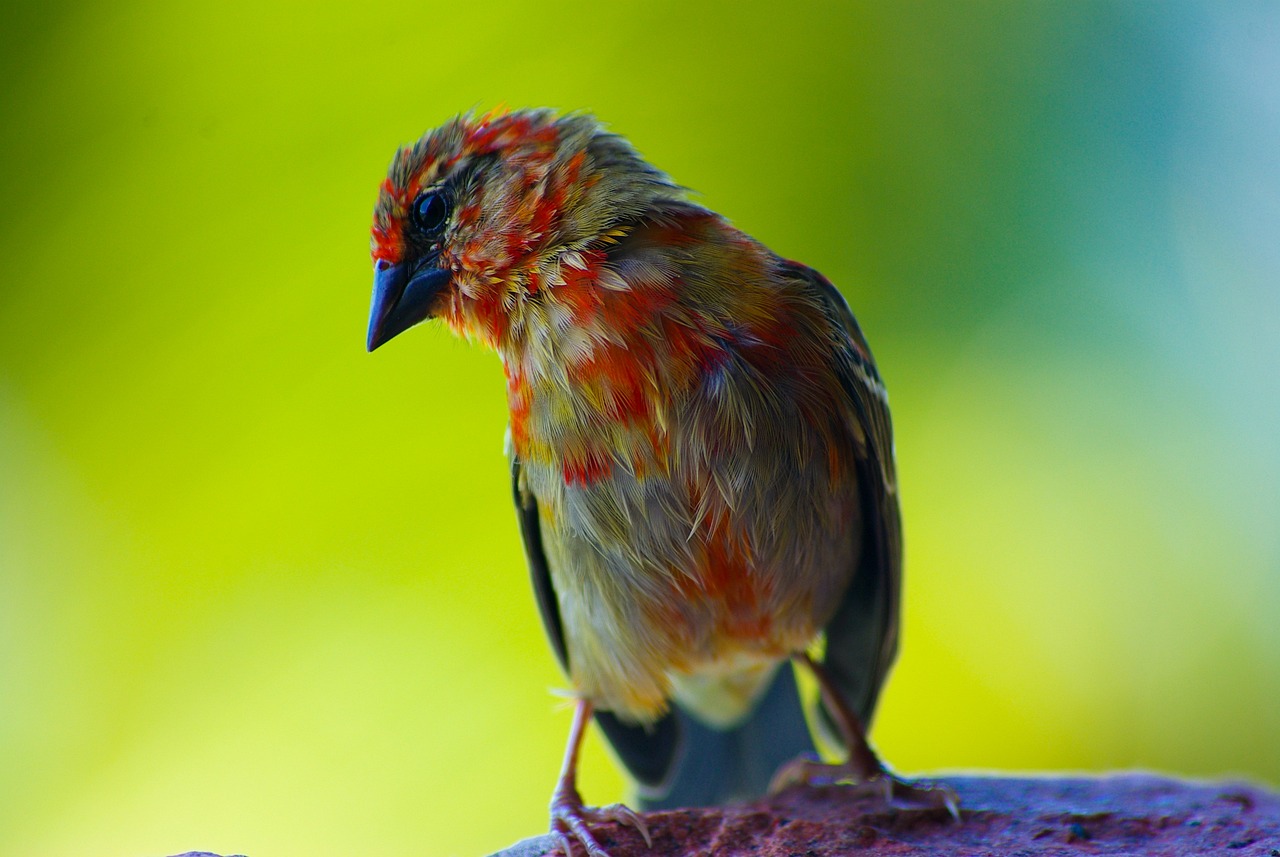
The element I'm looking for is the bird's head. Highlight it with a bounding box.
[366,108,682,352]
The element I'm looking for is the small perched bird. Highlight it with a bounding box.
[367,109,953,856]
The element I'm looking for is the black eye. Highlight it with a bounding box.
[412,191,449,235]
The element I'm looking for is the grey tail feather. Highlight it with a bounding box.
[634,664,815,810]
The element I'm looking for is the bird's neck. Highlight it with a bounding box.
[489,208,795,487]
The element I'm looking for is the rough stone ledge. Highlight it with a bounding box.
[491,773,1280,856]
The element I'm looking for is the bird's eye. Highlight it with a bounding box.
[412,192,449,235]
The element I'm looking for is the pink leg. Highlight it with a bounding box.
[549,699,652,857]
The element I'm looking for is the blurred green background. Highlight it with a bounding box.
[2,1,1277,855]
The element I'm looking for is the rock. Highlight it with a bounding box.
[490,774,1280,856]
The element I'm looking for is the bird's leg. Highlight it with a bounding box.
[549,698,652,857]
[769,653,960,819]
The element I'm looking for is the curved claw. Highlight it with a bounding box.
[550,794,651,857]
[769,756,961,823]
[840,772,959,820]
[768,753,826,793]
[884,778,961,822]
[551,818,607,857]
[594,803,652,847]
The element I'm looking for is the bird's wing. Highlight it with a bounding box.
[510,453,682,791]
[781,259,903,736]
[510,454,568,669]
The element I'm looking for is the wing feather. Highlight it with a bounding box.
[781,259,902,734]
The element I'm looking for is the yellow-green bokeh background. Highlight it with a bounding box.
[2,2,1277,856]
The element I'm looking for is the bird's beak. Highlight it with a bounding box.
[366,259,451,351]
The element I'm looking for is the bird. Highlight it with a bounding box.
[366,108,954,856]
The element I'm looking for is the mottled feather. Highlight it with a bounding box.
[371,108,902,803]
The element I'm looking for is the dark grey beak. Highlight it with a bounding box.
[366,260,451,352]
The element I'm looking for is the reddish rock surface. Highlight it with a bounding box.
[492,774,1280,856]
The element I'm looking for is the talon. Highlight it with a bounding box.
[772,754,961,820]
[547,700,652,857]
[888,778,962,822]
[768,753,823,794]
[601,803,651,847]
[552,830,582,857]
[945,792,961,822]
[551,793,650,857]
[881,775,961,820]
[774,656,963,821]
[552,814,608,857]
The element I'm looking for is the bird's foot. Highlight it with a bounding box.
[769,755,960,821]
[550,784,651,857]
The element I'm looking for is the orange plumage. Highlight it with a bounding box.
[367,109,954,857]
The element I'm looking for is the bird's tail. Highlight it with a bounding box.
[594,664,815,810]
